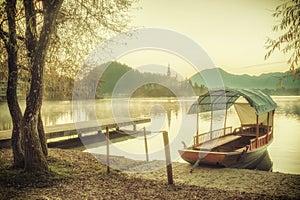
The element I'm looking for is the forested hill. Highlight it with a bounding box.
[81,62,195,98]
[189,68,300,90]
[79,63,300,98]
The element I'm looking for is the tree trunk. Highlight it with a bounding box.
[22,57,48,172]
[23,114,48,172]
[4,0,24,168]
[11,120,24,168]
[38,109,48,157]
[22,0,63,172]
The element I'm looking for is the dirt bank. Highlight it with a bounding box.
[0,149,299,199]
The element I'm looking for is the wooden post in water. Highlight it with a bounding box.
[196,110,199,145]
[133,124,136,131]
[162,131,174,186]
[143,127,149,162]
[210,104,213,140]
[271,110,275,135]
[266,112,270,143]
[106,126,110,174]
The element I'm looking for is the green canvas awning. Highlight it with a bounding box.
[189,89,277,115]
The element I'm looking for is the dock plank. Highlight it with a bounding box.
[0,117,150,141]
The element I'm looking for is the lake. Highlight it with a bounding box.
[0,96,299,174]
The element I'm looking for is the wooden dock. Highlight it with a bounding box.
[0,117,151,142]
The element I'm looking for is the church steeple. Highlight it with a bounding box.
[167,63,171,77]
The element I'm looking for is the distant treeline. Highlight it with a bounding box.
[27,62,300,100]
[76,62,207,99]
[190,68,300,91]
[261,87,300,96]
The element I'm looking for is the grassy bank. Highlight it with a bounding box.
[0,148,299,199]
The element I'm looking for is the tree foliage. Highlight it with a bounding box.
[45,0,136,85]
[265,0,300,75]
[0,0,137,172]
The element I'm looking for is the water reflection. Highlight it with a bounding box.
[273,96,300,118]
[0,96,299,174]
[1,96,299,131]
[0,102,15,130]
[0,98,182,131]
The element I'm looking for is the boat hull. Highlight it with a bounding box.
[178,143,272,170]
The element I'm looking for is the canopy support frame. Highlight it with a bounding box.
[256,115,259,148]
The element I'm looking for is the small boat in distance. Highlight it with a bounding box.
[178,89,277,170]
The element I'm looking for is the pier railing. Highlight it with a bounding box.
[193,126,232,146]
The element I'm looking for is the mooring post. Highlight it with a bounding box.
[143,127,149,162]
[133,124,136,131]
[106,126,110,174]
[162,131,174,186]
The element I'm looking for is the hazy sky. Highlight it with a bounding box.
[118,0,290,77]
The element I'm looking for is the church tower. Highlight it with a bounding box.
[167,63,171,77]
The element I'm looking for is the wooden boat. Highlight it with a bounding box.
[178,89,277,170]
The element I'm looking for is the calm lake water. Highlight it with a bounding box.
[0,96,299,174]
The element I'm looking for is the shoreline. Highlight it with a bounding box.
[93,152,300,198]
[131,162,300,197]
[0,148,299,199]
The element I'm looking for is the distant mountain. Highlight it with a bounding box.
[97,62,132,96]
[189,68,300,90]
[78,63,300,98]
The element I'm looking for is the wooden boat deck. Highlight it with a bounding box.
[193,134,242,150]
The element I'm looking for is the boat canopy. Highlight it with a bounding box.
[188,89,277,115]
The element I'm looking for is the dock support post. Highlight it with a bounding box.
[106,126,110,174]
[162,131,174,187]
[271,110,275,137]
[143,127,149,162]
[210,104,213,140]
[133,124,136,131]
[266,112,270,143]
[256,115,259,148]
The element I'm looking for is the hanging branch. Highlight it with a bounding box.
[265,0,300,74]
